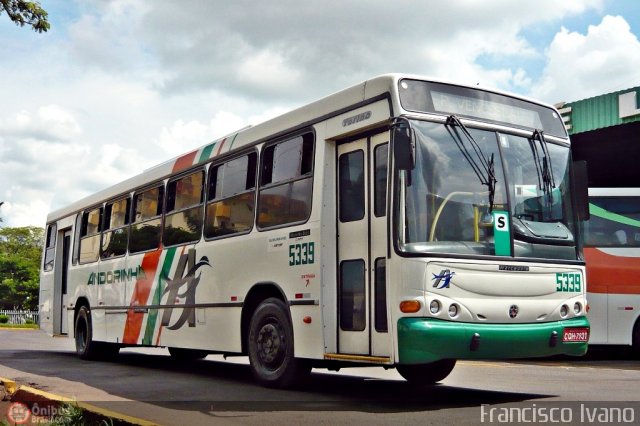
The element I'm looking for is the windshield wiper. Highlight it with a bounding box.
[445,115,498,212]
[530,129,555,206]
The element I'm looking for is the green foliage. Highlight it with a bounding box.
[0,314,8,323]
[0,226,43,310]
[0,0,49,32]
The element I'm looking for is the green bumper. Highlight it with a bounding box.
[397,317,589,364]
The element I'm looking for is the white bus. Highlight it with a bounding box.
[582,188,640,351]
[39,74,590,388]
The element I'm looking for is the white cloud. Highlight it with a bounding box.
[533,15,640,102]
[1,0,633,228]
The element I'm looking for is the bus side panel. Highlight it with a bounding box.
[68,262,104,341]
[319,136,338,355]
[39,270,54,335]
[586,292,608,344]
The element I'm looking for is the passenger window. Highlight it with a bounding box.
[374,143,388,217]
[339,150,365,222]
[164,170,204,246]
[101,197,130,259]
[130,185,164,253]
[258,134,314,228]
[43,224,57,271]
[205,153,257,239]
[79,206,102,264]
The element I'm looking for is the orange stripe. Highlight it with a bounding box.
[585,248,640,295]
[122,248,163,344]
[215,138,227,156]
[172,150,198,173]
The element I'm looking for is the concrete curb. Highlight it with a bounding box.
[1,376,158,425]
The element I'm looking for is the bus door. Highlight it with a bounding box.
[56,229,71,334]
[337,132,390,357]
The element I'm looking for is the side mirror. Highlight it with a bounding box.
[571,160,590,221]
[392,123,415,171]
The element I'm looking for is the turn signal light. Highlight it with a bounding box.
[400,300,421,313]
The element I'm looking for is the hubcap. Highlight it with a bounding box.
[256,322,284,368]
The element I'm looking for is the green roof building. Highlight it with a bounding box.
[556,87,640,187]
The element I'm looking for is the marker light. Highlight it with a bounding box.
[448,304,459,318]
[429,300,441,315]
[560,304,569,318]
[400,300,421,313]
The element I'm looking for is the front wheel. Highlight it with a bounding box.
[248,298,310,388]
[396,359,456,385]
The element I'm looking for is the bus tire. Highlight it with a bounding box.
[168,347,208,361]
[75,306,100,360]
[248,298,310,388]
[396,359,456,385]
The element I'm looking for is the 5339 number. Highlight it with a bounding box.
[289,242,315,266]
[555,272,581,292]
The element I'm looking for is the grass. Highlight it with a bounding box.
[0,323,39,329]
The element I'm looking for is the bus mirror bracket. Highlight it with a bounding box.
[572,160,590,221]
[392,121,415,171]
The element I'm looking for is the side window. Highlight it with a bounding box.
[79,206,102,264]
[72,213,82,265]
[101,197,130,259]
[130,185,164,253]
[374,143,388,217]
[374,258,388,332]
[339,150,365,222]
[205,152,257,239]
[43,224,57,271]
[340,259,366,331]
[258,134,314,228]
[164,170,204,246]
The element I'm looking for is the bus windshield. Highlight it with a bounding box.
[397,119,579,260]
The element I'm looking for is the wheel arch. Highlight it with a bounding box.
[241,282,289,354]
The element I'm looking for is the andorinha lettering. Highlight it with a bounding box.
[87,265,145,285]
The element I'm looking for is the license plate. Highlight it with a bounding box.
[562,327,589,342]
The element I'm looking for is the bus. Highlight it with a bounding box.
[582,187,640,352]
[39,74,590,388]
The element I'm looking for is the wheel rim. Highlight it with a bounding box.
[256,319,286,370]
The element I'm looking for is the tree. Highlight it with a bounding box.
[0,226,43,310]
[0,0,49,33]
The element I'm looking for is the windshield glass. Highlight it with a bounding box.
[397,120,579,261]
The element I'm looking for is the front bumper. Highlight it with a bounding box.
[397,317,589,364]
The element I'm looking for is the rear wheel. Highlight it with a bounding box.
[396,359,456,385]
[75,306,119,360]
[75,306,100,360]
[248,298,310,388]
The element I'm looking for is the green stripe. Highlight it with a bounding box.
[142,247,177,345]
[227,132,240,150]
[589,203,640,228]
[198,143,216,163]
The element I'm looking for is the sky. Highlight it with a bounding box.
[1,0,640,227]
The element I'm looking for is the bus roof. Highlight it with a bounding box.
[45,74,560,223]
